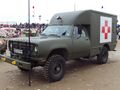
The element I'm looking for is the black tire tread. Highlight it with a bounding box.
[97,47,108,64]
[44,54,65,82]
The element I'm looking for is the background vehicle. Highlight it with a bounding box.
[0,39,7,54]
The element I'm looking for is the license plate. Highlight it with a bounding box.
[14,49,23,54]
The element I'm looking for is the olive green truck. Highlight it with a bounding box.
[0,10,117,82]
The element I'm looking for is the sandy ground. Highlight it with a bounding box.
[0,41,120,90]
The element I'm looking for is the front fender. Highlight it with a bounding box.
[37,38,72,58]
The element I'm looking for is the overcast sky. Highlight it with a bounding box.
[0,0,120,24]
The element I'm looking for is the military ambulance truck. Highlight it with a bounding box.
[0,10,117,82]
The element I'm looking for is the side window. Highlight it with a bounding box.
[73,26,86,37]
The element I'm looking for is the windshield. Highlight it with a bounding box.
[41,25,72,37]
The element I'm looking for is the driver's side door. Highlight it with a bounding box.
[72,26,90,58]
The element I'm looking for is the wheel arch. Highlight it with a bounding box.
[47,48,68,60]
[103,44,110,51]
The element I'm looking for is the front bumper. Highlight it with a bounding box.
[0,54,31,70]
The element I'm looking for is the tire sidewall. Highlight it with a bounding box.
[45,55,65,82]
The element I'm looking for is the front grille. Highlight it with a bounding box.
[10,41,35,56]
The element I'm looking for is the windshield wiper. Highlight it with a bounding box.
[62,31,66,36]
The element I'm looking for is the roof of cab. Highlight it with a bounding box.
[49,10,117,25]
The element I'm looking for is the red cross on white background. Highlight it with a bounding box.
[102,20,111,39]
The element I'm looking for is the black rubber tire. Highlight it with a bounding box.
[44,54,65,82]
[18,67,30,72]
[97,47,108,64]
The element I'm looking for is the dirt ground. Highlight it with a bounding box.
[0,41,120,90]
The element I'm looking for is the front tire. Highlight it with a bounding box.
[44,55,65,82]
[97,47,108,64]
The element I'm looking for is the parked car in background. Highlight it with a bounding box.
[0,27,17,38]
[0,39,7,54]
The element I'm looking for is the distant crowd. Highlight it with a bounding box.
[0,23,48,29]
[0,23,48,38]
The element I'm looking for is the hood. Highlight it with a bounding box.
[9,36,61,44]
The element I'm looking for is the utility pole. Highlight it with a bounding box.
[74,1,76,11]
[28,0,31,86]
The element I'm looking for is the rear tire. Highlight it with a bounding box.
[44,54,65,82]
[97,47,108,64]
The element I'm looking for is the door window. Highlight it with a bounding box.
[73,26,86,38]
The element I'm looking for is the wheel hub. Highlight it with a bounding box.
[54,64,61,74]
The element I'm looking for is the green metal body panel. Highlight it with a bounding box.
[50,10,117,56]
[89,11,117,56]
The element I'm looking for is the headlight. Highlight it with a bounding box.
[34,46,38,52]
[9,43,12,49]
[9,42,13,50]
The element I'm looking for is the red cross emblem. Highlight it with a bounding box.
[102,20,110,39]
